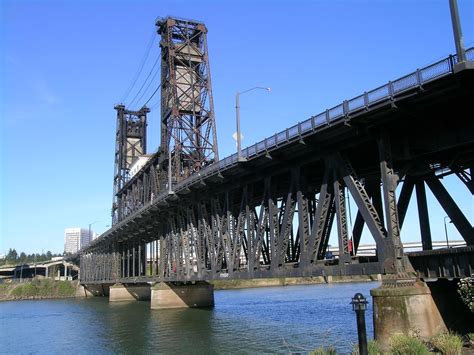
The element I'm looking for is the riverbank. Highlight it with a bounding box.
[0,275,380,301]
[0,278,77,301]
[211,274,380,290]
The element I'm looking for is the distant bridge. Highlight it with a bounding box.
[0,259,78,280]
[75,17,474,287]
[328,240,467,257]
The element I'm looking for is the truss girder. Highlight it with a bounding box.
[426,176,474,245]
[82,150,471,283]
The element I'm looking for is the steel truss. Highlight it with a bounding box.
[80,133,473,283]
[111,17,219,225]
[158,17,219,187]
[83,26,474,284]
[112,105,149,224]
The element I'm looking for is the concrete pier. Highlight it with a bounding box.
[371,281,447,348]
[79,283,112,297]
[75,284,95,297]
[109,283,151,302]
[150,282,214,309]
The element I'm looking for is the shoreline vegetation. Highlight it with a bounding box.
[0,278,77,301]
[0,275,380,301]
[314,332,473,355]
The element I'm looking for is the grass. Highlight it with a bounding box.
[389,334,429,355]
[430,332,463,355]
[352,340,383,355]
[311,346,337,355]
[1,279,76,300]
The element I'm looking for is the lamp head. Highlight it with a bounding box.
[351,292,368,311]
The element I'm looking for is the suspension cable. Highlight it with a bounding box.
[128,55,160,109]
[142,84,161,109]
[119,29,156,103]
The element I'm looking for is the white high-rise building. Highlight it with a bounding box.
[64,228,92,254]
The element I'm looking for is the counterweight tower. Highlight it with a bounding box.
[112,105,149,223]
[157,17,219,189]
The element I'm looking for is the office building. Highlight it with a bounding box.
[64,228,92,254]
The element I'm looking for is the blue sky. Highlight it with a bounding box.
[1,0,473,254]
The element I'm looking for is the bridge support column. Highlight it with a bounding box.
[370,281,447,348]
[150,282,214,309]
[109,283,151,302]
[80,283,112,297]
[76,284,95,297]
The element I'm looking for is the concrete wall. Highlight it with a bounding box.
[371,281,446,348]
[151,282,214,309]
[371,279,474,348]
[109,283,151,302]
[79,283,113,297]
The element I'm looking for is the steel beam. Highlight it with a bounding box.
[426,176,474,245]
[415,181,433,250]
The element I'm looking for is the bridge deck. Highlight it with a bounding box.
[92,49,474,246]
[78,50,474,284]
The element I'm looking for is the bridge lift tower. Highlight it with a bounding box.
[111,17,219,223]
[112,105,149,222]
[157,17,219,191]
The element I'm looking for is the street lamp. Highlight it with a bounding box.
[235,86,271,162]
[449,0,466,63]
[351,293,369,355]
[443,216,451,248]
[87,221,100,250]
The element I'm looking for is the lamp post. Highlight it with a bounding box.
[235,86,271,161]
[449,0,466,63]
[351,293,369,355]
[444,216,451,248]
[88,221,100,250]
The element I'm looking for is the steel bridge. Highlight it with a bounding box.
[77,17,474,286]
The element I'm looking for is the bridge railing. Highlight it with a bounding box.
[172,48,473,194]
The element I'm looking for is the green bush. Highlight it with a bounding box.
[352,340,382,355]
[457,277,474,312]
[311,346,337,355]
[467,332,474,342]
[389,334,429,355]
[430,332,463,355]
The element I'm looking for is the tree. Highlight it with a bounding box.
[46,251,52,260]
[6,248,18,263]
[19,252,27,263]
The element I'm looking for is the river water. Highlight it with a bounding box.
[0,282,377,354]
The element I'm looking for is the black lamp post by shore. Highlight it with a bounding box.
[351,292,369,355]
